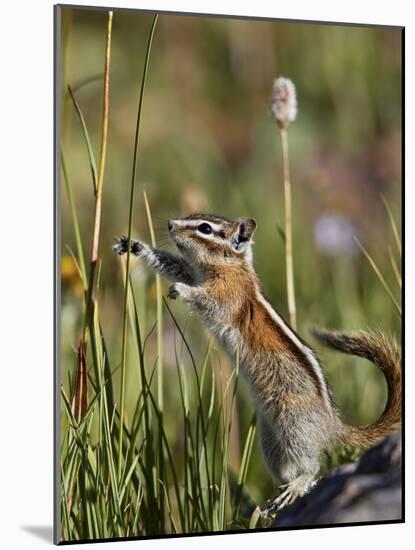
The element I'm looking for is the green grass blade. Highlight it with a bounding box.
[200,339,212,399]
[232,413,256,521]
[381,194,401,256]
[60,143,87,285]
[67,84,98,193]
[142,375,186,530]
[143,190,164,413]
[119,453,141,504]
[159,481,179,534]
[68,73,103,96]
[355,237,401,316]
[164,300,213,524]
[60,462,72,541]
[388,245,402,288]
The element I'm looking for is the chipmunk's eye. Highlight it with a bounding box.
[198,223,213,235]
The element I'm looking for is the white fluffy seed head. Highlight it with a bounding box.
[271,77,297,129]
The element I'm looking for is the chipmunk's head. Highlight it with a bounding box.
[168,213,257,266]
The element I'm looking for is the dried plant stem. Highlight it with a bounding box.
[81,10,113,344]
[279,127,297,329]
[117,14,159,482]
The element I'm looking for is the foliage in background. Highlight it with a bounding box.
[60,8,402,542]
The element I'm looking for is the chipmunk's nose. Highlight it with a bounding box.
[168,220,173,232]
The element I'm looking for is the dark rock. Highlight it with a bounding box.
[272,433,402,527]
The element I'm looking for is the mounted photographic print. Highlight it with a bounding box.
[54,4,403,544]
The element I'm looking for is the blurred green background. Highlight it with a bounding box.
[60,7,402,507]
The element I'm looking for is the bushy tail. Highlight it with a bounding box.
[312,328,401,448]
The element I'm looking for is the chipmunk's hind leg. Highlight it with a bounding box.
[261,473,316,519]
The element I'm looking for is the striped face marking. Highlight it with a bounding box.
[168,214,257,258]
[169,216,237,248]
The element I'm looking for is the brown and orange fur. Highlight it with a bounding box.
[113,213,401,515]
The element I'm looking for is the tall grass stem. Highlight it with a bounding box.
[117,14,159,481]
[143,190,164,411]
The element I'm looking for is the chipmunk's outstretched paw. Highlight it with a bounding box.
[130,239,143,256]
[112,236,129,255]
[112,236,143,256]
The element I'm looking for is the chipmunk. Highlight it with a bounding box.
[113,213,401,516]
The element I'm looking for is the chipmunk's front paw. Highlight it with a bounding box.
[112,236,143,256]
[130,239,143,256]
[113,236,129,255]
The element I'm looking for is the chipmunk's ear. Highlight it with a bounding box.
[231,218,257,252]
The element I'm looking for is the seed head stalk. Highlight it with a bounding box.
[280,127,297,329]
[271,77,298,330]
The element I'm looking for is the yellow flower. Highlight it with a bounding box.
[61,255,84,297]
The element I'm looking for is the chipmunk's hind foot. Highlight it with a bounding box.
[261,474,316,520]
